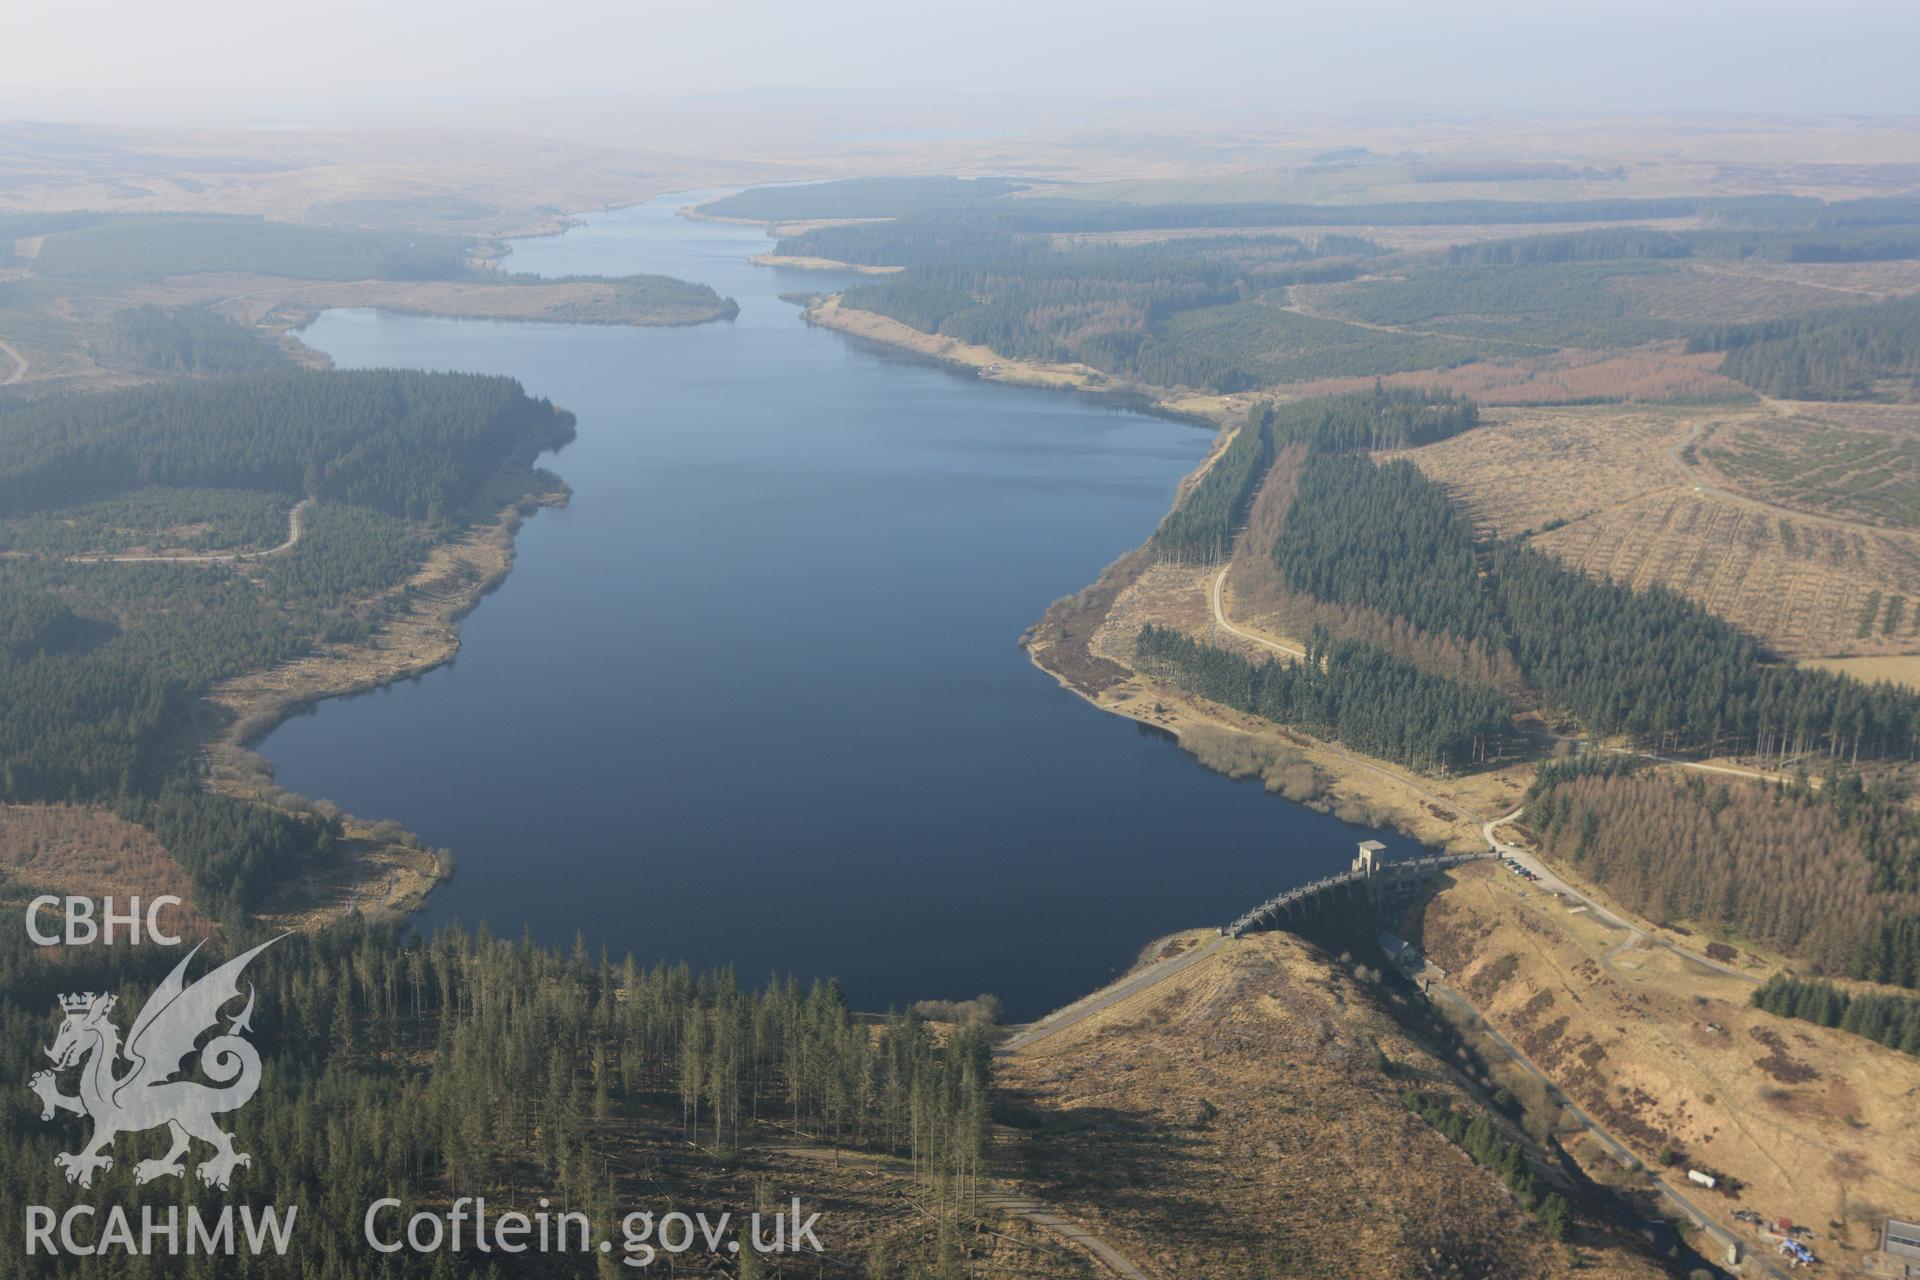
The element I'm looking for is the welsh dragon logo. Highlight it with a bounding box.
[29,937,281,1190]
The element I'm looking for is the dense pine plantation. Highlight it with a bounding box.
[837,237,1378,393]
[27,214,474,282]
[1687,293,1920,399]
[726,182,1904,235]
[89,305,292,376]
[1272,453,1502,648]
[1449,224,1920,267]
[0,487,292,556]
[1751,974,1920,1055]
[1271,445,1920,761]
[1149,386,1476,562]
[1526,762,1920,987]
[1133,378,1920,980]
[0,368,575,523]
[0,925,993,1278]
[763,180,1920,403]
[1136,625,1513,771]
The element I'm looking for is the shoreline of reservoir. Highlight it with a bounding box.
[255,192,1434,1019]
[209,472,570,929]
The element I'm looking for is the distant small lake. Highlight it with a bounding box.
[267,192,1424,1019]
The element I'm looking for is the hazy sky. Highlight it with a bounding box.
[11,0,1920,123]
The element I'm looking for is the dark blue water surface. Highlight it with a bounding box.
[268,192,1422,1018]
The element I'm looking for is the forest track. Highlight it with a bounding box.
[0,337,26,385]
[1668,415,1917,542]
[776,1144,1155,1278]
[67,496,310,565]
[976,1192,1152,1279]
[1206,562,1482,820]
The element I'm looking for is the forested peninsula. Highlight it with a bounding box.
[0,367,576,924]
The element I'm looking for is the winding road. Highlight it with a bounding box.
[988,945,1233,1278]
[1208,563,1498,822]
[1470,810,1802,1275]
[67,497,311,565]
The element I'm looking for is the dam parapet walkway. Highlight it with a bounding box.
[1224,841,1490,938]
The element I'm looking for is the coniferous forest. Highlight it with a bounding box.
[1136,624,1514,771]
[762,183,1920,401]
[0,924,993,1279]
[1526,762,1920,987]
[1268,444,1920,762]
[1685,293,1920,399]
[1149,386,1477,563]
[0,368,575,523]
[89,305,294,376]
[1126,374,1920,983]
[1751,973,1920,1056]
[0,369,574,920]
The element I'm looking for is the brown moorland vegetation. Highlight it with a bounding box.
[1411,864,1920,1266]
[1280,345,1740,405]
[998,930,1666,1279]
[0,802,211,940]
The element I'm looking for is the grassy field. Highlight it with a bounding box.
[1412,862,1920,1269]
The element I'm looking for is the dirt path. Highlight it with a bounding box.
[68,497,311,565]
[977,1192,1151,1280]
[1208,562,1492,820]
[777,1144,1155,1279]
[0,337,26,385]
[1668,413,1916,542]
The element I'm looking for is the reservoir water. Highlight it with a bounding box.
[266,191,1425,1018]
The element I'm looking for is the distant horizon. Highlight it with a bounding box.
[7,89,1920,134]
[10,0,1920,128]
